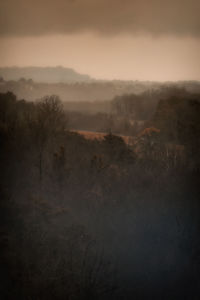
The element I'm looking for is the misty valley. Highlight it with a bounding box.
[1,0,200,296]
[1,77,200,299]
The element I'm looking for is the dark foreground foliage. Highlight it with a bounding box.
[0,91,200,299]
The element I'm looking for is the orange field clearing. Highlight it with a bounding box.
[71,130,135,146]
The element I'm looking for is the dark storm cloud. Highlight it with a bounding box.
[0,0,199,37]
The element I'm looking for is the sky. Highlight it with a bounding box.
[0,0,200,81]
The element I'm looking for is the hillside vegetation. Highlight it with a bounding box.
[1,90,200,299]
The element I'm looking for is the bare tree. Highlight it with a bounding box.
[32,95,67,183]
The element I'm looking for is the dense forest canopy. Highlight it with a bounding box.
[1,89,200,299]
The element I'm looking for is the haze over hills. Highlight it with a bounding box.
[0,66,93,83]
[0,73,200,103]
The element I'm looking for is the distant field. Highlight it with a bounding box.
[72,130,135,146]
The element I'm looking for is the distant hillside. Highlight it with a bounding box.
[0,75,200,103]
[0,66,92,83]
[0,78,158,102]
